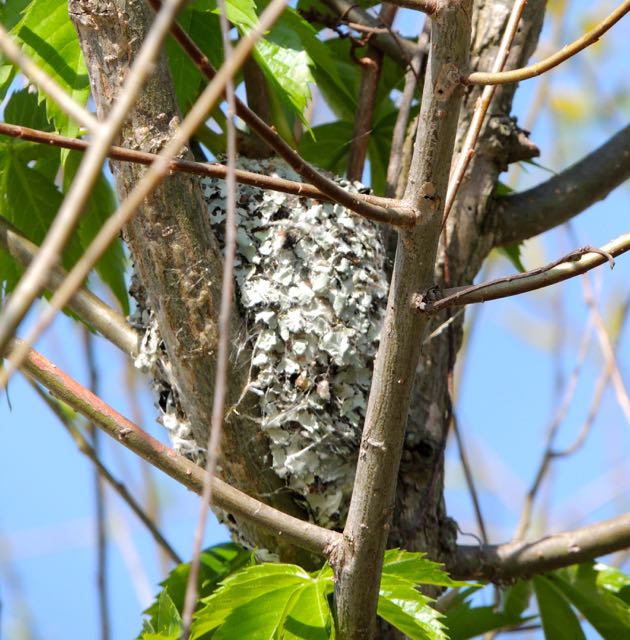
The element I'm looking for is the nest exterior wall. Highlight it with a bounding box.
[132,159,388,529]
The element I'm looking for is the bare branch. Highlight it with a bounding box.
[148,0,411,225]
[0,216,139,357]
[320,0,419,67]
[347,5,396,182]
[377,0,437,13]
[464,1,630,86]
[418,236,628,312]
[513,319,594,541]
[449,513,630,581]
[495,124,630,246]
[0,0,189,360]
[28,378,182,565]
[0,0,293,389]
[334,3,472,637]
[443,0,528,224]
[14,339,339,558]
[0,122,401,210]
[182,3,240,634]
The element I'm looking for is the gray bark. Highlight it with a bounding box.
[69,0,313,565]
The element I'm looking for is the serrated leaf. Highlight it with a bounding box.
[533,575,585,640]
[13,0,90,138]
[145,590,183,640]
[63,151,129,314]
[548,563,630,638]
[141,543,254,638]
[378,574,447,640]
[214,584,304,639]
[382,549,469,588]
[192,563,312,639]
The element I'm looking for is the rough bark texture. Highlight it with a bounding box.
[69,0,313,565]
[388,0,547,562]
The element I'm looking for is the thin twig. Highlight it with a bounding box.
[0,122,401,209]
[14,339,338,556]
[581,273,630,426]
[385,33,427,197]
[442,0,527,225]
[148,0,410,225]
[0,0,188,361]
[181,0,240,634]
[0,0,295,390]
[27,378,182,565]
[82,329,111,640]
[0,23,96,130]
[513,315,595,541]
[452,414,488,544]
[551,297,630,459]
[465,1,630,86]
[0,216,139,357]
[417,237,627,312]
[347,4,397,182]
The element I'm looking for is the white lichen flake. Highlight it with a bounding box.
[133,158,388,528]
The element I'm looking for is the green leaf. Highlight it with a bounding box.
[192,563,313,639]
[382,549,469,588]
[548,563,630,639]
[62,152,129,313]
[378,574,447,640]
[533,575,585,640]
[141,543,254,637]
[213,584,304,639]
[13,0,90,138]
[142,590,183,640]
[166,1,223,112]
[497,242,526,273]
[299,121,354,174]
[594,563,630,597]
[284,582,333,640]
[502,580,532,618]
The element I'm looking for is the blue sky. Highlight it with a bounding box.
[1,2,628,638]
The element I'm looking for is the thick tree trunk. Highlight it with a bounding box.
[70,0,546,574]
[69,0,314,565]
[389,0,546,561]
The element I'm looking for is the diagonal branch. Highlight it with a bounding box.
[0,0,188,359]
[148,0,410,225]
[418,236,628,312]
[334,3,472,637]
[0,216,139,356]
[464,1,630,86]
[494,123,630,246]
[449,513,630,581]
[28,378,182,565]
[14,339,339,558]
[0,123,404,215]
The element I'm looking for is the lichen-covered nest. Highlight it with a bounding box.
[132,158,388,528]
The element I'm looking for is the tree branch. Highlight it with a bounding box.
[334,3,472,637]
[14,339,340,559]
[449,513,630,581]
[319,0,419,68]
[0,122,407,221]
[0,216,139,357]
[416,236,628,312]
[494,123,630,246]
[28,378,182,566]
[148,0,409,225]
[464,1,630,86]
